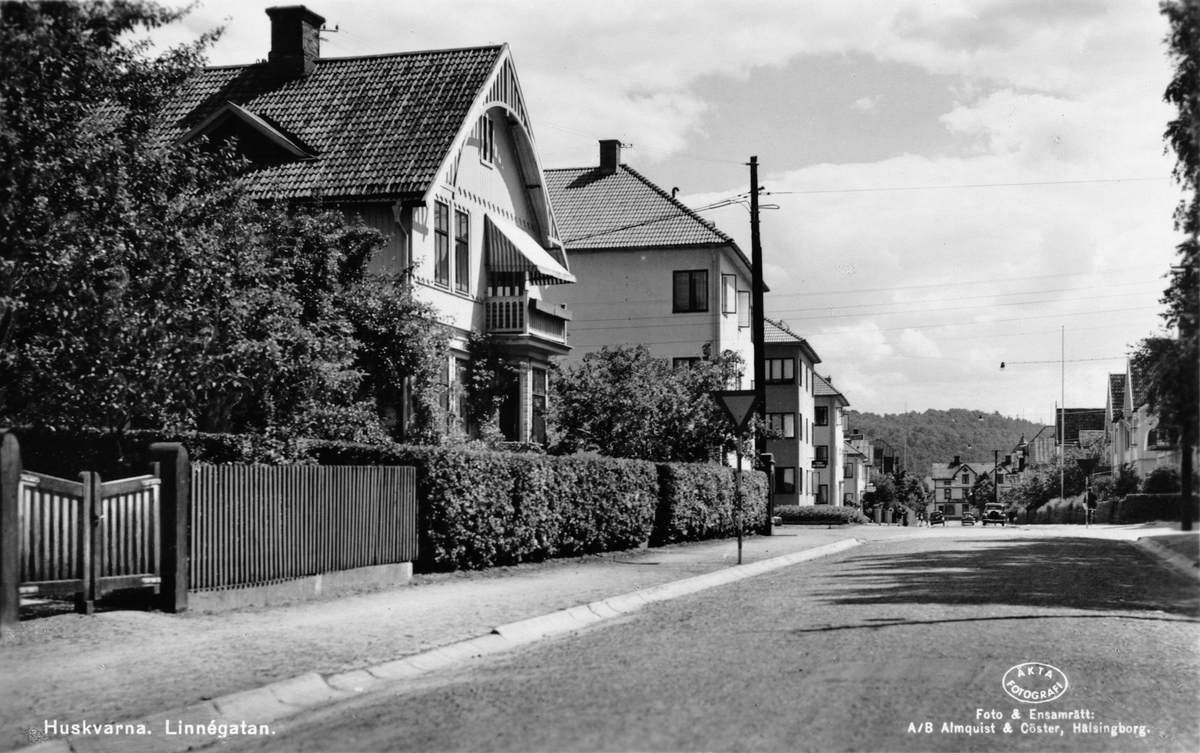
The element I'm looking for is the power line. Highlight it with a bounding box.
[764,177,1170,196]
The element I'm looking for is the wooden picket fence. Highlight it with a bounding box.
[189,464,417,592]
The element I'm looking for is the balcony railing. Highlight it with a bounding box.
[485,294,570,343]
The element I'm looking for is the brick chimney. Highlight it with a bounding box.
[951,455,961,467]
[599,139,622,175]
[266,6,325,77]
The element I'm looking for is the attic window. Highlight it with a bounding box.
[176,101,314,166]
[480,115,495,164]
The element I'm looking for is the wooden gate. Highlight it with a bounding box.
[17,470,161,613]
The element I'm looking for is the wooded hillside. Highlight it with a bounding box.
[845,409,1048,479]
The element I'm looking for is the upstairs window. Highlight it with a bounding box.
[737,291,751,327]
[454,210,470,294]
[434,202,450,287]
[815,406,829,426]
[765,358,794,384]
[673,270,708,313]
[766,413,795,439]
[722,275,737,314]
[815,445,829,463]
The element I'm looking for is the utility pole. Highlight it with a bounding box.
[750,157,769,533]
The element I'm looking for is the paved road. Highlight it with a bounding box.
[222,528,1199,752]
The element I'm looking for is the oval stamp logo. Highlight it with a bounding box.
[1002,662,1069,703]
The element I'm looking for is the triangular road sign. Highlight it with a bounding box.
[711,390,762,434]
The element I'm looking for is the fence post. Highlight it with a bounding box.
[1,431,20,634]
[150,443,189,613]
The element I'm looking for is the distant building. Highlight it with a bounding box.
[813,373,850,506]
[761,319,821,506]
[542,141,756,377]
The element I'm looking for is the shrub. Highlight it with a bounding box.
[1141,467,1182,494]
[311,442,659,571]
[774,505,868,525]
[652,463,767,545]
[1115,493,1200,524]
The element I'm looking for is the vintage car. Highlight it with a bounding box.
[929,510,946,526]
[982,502,1007,526]
[961,511,976,526]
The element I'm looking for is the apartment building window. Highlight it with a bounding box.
[454,210,470,294]
[673,270,708,313]
[722,274,737,314]
[943,488,952,501]
[843,464,853,479]
[775,467,796,494]
[765,358,794,384]
[815,445,829,464]
[434,201,450,287]
[737,291,750,327]
[673,357,701,370]
[815,406,829,426]
[766,413,795,438]
[818,484,828,505]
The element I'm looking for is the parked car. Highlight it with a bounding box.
[982,502,1007,526]
[961,511,976,526]
[929,510,946,526]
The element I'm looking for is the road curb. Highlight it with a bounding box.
[1133,536,1200,581]
[23,537,863,753]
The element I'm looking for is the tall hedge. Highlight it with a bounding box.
[653,462,768,545]
[311,443,659,570]
[1112,494,1200,524]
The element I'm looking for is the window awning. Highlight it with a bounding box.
[485,214,575,285]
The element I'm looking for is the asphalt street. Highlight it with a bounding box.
[212,528,1200,752]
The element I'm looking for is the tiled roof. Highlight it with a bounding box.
[1056,408,1106,443]
[930,461,991,481]
[545,164,748,259]
[813,373,843,398]
[764,318,803,343]
[1108,373,1125,421]
[1128,361,1150,409]
[157,47,503,201]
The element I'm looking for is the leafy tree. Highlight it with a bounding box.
[967,474,996,515]
[1133,0,1200,528]
[547,345,746,463]
[0,1,449,448]
[1143,466,1183,494]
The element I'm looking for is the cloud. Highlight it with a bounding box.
[853,95,882,113]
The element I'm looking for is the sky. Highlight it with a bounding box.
[144,0,1185,424]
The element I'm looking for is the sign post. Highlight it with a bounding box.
[711,390,762,565]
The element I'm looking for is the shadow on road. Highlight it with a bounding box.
[814,537,1200,618]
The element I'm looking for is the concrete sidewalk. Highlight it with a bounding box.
[2,526,873,752]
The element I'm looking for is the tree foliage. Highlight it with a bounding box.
[0,1,447,445]
[547,345,746,463]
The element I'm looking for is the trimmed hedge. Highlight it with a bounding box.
[652,462,768,545]
[9,427,305,479]
[1112,493,1200,524]
[1021,493,1199,525]
[775,505,868,525]
[312,442,659,571]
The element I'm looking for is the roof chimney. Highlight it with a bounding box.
[952,455,961,466]
[599,139,622,175]
[266,6,325,77]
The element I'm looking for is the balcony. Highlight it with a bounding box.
[485,294,571,345]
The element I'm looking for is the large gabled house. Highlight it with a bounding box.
[541,141,756,379]
[159,5,574,444]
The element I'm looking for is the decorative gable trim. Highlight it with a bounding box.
[428,45,563,261]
